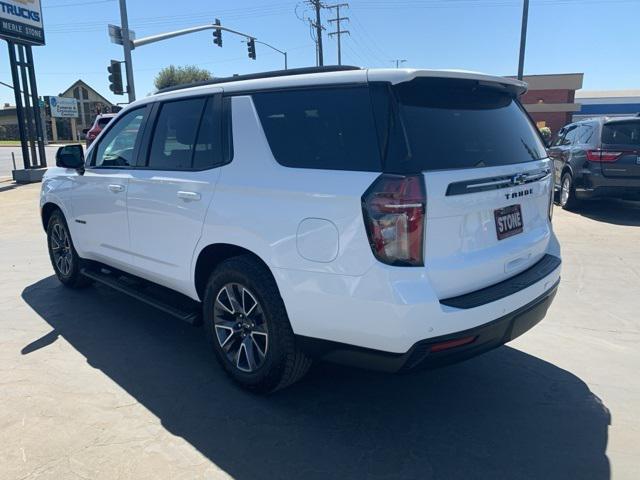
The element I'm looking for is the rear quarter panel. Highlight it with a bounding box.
[193,95,380,284]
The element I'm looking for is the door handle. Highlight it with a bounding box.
[177,191,201,201]
[108,184,125,193]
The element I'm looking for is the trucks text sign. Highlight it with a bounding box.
[0,0,45,45]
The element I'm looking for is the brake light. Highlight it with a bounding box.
[362,174,425,266]
[586,150,624,162]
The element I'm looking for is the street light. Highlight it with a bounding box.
[253,39,288,70]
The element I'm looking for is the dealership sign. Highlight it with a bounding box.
[0,0,45,45]
[49,96,78,118]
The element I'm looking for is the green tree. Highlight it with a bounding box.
[153,65,213,90]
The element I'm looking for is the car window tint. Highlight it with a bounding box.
[192,97,223,170]
[148,97,206,170]
[576,125,595,144]
[562,126,577,145]
[93,108,146,167]
[388,77,547,171]
[602,121,640,148]
[252,86,382,172]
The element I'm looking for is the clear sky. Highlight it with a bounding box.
[0,0,638,106]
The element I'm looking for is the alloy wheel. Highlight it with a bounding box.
[213,283,269,373]
[561,176,571,206]
[51,222,73,276]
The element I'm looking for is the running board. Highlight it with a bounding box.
[80,267,201,325]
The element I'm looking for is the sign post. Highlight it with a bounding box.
[0,0,47,182]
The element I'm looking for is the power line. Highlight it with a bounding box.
[350,0,639,8]
[44,0,114,9]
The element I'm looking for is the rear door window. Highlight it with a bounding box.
[383,78,547,172]
[575,124,595,145]
[147,97,207,170]
[252,86,382,172]
[602,121,640,148]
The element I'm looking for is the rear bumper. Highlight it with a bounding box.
[576,172,640,200]
[297,279,558,373]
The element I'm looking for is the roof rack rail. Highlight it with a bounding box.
[156,65,361,94]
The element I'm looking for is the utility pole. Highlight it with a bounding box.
[391,59,407,68]
[517,0,529,80]
[309,0,324,66]
[118,0,136,102]
[327,3,349,65]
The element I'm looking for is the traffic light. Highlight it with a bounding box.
[247,38,256,60]
[108,60,124,95]
[213,18,222,47]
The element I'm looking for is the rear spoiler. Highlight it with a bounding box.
[367,69,528,96]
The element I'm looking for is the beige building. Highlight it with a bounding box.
[49,80,117,142]
[0,79,117,142]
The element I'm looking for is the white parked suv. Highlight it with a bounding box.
[41,66,561,392]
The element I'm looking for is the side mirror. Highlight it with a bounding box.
[82,128,89,135]
[56,144,85,173]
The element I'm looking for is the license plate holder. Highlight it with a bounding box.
[494,204,523,240]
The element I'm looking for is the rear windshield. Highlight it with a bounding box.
[381,78,547,172]
[602,121,640,148]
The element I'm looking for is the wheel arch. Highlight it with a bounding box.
[194,243,276,302]
[41,202,62,231]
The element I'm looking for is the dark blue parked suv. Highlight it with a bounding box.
[548,116,640,209]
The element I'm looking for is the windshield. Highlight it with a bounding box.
[374,78,547,173]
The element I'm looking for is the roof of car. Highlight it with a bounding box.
[134,67,527,108]
[602,116,640,124]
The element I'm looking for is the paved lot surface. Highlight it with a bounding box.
[1,182,639,479]
[0,146,67,179]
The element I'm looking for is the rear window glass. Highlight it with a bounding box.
[97,117,112,128]
[387,78,547,171]
[252,86,382,172]
[602,121,640,148]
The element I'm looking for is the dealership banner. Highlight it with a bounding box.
[0,0,45,45]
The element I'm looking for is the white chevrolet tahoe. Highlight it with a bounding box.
[40,67,561,392]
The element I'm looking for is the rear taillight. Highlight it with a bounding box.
[362,174,425,267]
[586,149,624,162]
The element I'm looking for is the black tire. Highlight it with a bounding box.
[46,209,92,288]
[559,172,580,210]
[203,255,311,393]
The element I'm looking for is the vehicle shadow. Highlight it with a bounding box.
[21,276,611,480]
[572,198,640,227]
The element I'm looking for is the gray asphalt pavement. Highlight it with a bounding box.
[0,145,68,179]
[0,183,639,479]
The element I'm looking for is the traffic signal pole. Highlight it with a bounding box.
[111,16,279,98]
[119,0,136,102]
